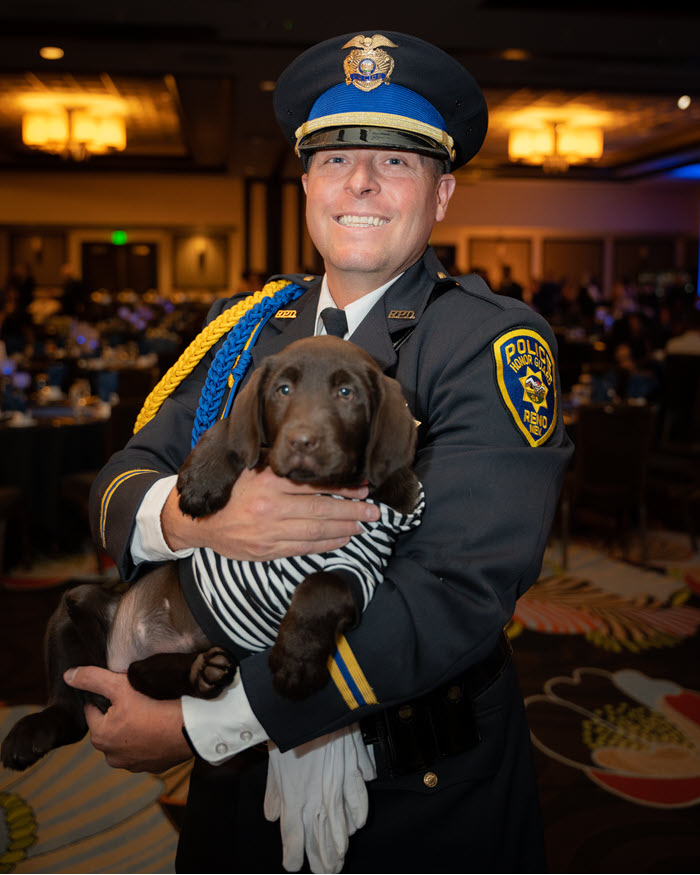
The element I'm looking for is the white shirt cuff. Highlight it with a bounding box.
[131,475,195,563]
[181,671,268,764]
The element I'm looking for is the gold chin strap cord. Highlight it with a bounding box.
[133,280,291,434]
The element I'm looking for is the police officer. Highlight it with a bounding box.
[68,31,573,872]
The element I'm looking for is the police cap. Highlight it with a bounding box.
[274,31,488,171]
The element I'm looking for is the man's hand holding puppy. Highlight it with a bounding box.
[161,466,380,560]
[64,665,189,772]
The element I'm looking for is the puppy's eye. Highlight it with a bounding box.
[276,384,292,396]
[337,386,354,399]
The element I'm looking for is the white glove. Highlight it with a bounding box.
[264,723,376,873]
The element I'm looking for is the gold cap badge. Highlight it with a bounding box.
[342,34,398,92]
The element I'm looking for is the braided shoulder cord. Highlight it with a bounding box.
[133,279,297,435]
[190,281,305,447]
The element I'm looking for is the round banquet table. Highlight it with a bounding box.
[0,406,108,562]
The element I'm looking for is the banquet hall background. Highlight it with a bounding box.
[0,3,699,873]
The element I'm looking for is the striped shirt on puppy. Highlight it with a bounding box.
[180,489,424,655]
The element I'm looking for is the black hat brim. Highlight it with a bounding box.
[297,127,451,164]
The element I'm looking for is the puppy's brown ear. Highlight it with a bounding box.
[365,370,417,488]
[177,364,268,518]
[225,363,269,468]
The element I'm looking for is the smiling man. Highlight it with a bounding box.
[301,149,455,305]
[73,31,573,873]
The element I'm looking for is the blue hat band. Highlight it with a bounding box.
[310,82,446,128]
[295,82,455,160]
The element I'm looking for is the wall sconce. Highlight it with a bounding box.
[22,108,127,160]
[508,122,603,172]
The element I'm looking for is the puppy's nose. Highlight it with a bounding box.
[287,428,319,453]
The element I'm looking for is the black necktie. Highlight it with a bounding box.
[321,307,348,338]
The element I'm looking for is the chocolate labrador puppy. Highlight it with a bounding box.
[2,336,420,770]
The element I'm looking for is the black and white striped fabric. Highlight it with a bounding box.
[187,488,425,653]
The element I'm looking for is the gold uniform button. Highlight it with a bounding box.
[447,684,461,702]
[303,275,315,281]
[423,771,438,788]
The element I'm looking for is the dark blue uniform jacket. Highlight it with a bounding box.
[89,247,573,758]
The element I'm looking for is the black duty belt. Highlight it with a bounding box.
[360,631,512,776]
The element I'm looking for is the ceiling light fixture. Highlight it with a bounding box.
[508,121,603,172]
[22,107,126,160]
[500,49,531,61]
[39,46,64,60]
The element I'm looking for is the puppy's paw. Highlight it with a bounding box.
[1,706,86,770]
[177,440,242,519]
[269,571,356,700]
[177,470,230,518]
[269,634,332,701]
[190,647,237,698]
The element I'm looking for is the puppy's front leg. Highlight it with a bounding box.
[127,647,237,700]
[177,420,246,518]
[268,572,356,700]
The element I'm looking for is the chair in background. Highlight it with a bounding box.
[658,354,700,447]
[561,402,657,566]
[647,354,700,553]
[647,452,700,554]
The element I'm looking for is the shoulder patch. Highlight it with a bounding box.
[492,328,557,447]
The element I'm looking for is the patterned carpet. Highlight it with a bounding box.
[1,532,699,873]
[514,532,700,873]
[0,706,188,873]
